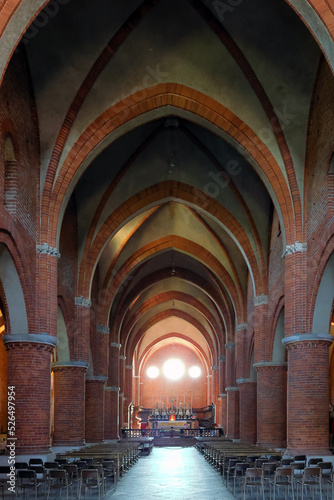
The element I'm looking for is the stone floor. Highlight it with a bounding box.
[105,446,235,500]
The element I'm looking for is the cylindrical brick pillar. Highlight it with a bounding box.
[3,334,57,453]
[211,364,219,410]
[238,379,257,444]
[52,361,88,446]
[283,334,333,455]
[85,376,107,443]
[119,355,126,430]
[255,363,287,448]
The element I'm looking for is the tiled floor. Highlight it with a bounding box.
[105,446,235,500]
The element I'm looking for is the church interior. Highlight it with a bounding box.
[1,0,334,486]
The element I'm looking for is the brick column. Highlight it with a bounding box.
[237,379,257,444]
[225,342,239,439]
[52,361,88,446]
[253,295,268,364]
[123,364,133,428]
[85,376,107,443]
[104,342,121,439]
[218,355,226,429]
[283,334,333,455]
[226,387,240,439]
[3,334,57,453]
[220,394,227,434]
[255,363,287,448]
[119,355,126,430]
[74,297,91,362]
[211,364,219,410]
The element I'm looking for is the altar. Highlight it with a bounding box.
[150,419,191,429]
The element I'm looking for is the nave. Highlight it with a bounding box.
[107,447,235,500]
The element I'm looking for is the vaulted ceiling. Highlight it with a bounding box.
[11,0,324,372]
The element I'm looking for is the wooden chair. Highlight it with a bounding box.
[28,465,48,495]
[62,463,80,498]
[297,466,322,500]
[0,466,10,500]
[16,469,40,500]
[233,462,251,496]
[262,462,278,495]
[243,468,265,500]
[89,464,106,496]
[101,459,117,486]
[47,469,70,500]
[28,458,43,467]
[79,469,103,500]
[270,467,295,500]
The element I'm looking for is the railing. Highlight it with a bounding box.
[121,428,224,438]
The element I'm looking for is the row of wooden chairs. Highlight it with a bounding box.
[0,457,117,499]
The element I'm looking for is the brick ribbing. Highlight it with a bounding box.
[139,332,211,372]
[127,309,216,363]
[85,380,104,443]
[111,268,230,341]
[97,232,245,325]
[6,341,53,453]
[256,365,287,448]
[47,85,294,251]
[286,340,331,455]
[52,365,86,446]
[239,382,257,444]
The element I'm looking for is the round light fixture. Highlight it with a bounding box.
[147,366,159,379]
[163,358,185,380]
[189,365,201,378]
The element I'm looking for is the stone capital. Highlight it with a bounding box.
[110,342,121,349]
[75,296,91,308]
[36,243,61,259]
[3,333,58,352]
[225,342,235,349]
[51,361,89,372]
[105,386,120,392]
[219,355,226,362]
[282,333,333,350]
[236,378,255,384]
[86,375,108,382]
[236,323,248,331]
[97,325,110,334]
[282,241,307,257]
[126,365,133,370]
[253,294,268,306]
[119,355,126,360]
[225,386,240,392]
[211,365,219,371]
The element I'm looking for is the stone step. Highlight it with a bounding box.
[153,437,197,447]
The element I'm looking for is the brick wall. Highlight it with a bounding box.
[140,344,206,409]
[305,57,334,330]
[0,48,40,332]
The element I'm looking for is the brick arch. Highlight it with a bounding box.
[81,181,264,302]
[138,332,211,376]
[121,291,221,349]
[110,267,231,341]
[46,85,296,248]
[98,234,245,328]
[1,1,334,89]
[126,308,216,363]
[0,221,34,331]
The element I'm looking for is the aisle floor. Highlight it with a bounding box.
[106,446,235,500]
